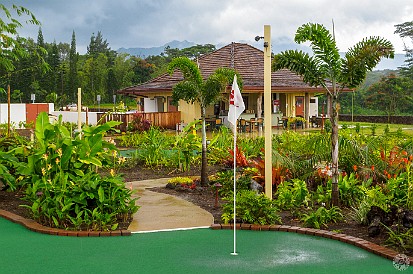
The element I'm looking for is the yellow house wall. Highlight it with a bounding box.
[179,101,200,123]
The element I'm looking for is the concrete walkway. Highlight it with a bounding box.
[127,178,214,232]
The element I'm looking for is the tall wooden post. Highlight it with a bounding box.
[264,25,272,199]
[77,88,82,138]
[7,85,10,137]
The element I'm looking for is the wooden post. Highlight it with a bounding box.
[7,85,10,137]
[77,88,81,138]
[264,25,272,199]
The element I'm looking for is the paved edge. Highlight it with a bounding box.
[0,209,131,237]
[210,223,413,265]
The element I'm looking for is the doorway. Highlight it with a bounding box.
[295,96,304,117]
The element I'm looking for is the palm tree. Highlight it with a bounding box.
[167,57,241,185]
[272,23,394,206]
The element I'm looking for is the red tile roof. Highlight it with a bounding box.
[117,43,329,96]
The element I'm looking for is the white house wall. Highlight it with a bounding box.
[0,104,27,128]
[51,111,98,125]
[144,98,157,112]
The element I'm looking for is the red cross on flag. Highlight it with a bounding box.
[228,75,245,127]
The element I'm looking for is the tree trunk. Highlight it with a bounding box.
[330,92,340,207]
[200,107,208,186]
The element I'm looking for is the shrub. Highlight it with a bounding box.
[301,206,343,229]
[127,113,151,132]
[21,112,139,231]
[273,179,310,210]
[350,199,372,225]
[221,190,281,225]
[209,170,251,197]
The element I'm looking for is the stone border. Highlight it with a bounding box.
[0,209,131,237]
[210,223,413,265]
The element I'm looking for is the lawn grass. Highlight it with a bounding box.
[339,121,413,136]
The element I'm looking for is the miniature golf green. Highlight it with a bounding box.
[1,218,409,274]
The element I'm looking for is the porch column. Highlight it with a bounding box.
[264,25,272,200]
[305,92,310,128]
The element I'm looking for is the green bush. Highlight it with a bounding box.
[301,206,343,229]
[273,179,310,210]
[21,112,139,231]
[209,170,251,197]
[222,190,281,225]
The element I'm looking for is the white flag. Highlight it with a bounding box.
[227,75,245,127]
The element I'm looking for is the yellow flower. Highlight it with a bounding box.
[117,156,126,164]
[47,164,52,170]
[113,150,118,157]
[56,148,62,157]
[42,154,48,160]
[110,169,115,176]
[41,168,46,175]
[55,158,60,164]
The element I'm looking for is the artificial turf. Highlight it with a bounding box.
[0,218,409,274]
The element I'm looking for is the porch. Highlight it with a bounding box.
[97,111,181,132]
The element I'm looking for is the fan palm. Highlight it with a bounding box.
[168,57,241,185]
[273,22,394,205]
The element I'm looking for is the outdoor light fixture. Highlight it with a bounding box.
[255,35,268,47]
[255,35,264,41]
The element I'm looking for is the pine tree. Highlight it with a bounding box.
[68,30,78,102]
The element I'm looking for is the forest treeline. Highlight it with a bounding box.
[1,24,413,115]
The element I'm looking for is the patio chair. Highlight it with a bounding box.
[215,118,222,130]
[249,118,256,131]
[277,117,284,129]
[256,118,263,130]
[239,119,247,133]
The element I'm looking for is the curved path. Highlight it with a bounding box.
[127,178,214,232]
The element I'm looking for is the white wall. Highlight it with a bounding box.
[310,97,319,117]
[51,111,98,125]
[0,104,27,128]
[144,98,157,113]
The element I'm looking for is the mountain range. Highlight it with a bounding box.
[117,40,406,71]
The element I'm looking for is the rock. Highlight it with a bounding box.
[402,210,413,228]
[366,206,387,237]
[165,183,175,189]
[250,179,263,193]
[368,216,382,237]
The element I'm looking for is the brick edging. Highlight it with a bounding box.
[0,209,131,237]
[210,223,413,265]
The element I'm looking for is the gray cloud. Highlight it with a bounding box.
[3,0,412,54]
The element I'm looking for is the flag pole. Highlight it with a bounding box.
[231,108,238,256]
[228,74,244,256]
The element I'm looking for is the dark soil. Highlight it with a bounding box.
[0,164,406,255]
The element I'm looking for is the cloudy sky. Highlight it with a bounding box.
[4,0,413,55]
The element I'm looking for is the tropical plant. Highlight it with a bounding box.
[127,113,151,132]
[173,121,201,171]
[135,127,173,167]
[222,190,281,225]
[301,206,343,229]
[384,226,413,251]
[350,199,372,225]
[273,22,394,206]
[338,173,364,207]
[207,126,233,165]
[22,112,138,231]
[273,179,310,210]
[167,57,240,185]
[209,170,251,197]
